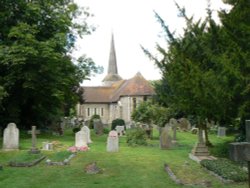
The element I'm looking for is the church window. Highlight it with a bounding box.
[101,108,104,116]
[94,108,97,114]
[87,108,90,116]
[143,96,147,101]
[133,97,137,109]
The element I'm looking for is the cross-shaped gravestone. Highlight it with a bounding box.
[28,126,41,154]
[229,120,250,188]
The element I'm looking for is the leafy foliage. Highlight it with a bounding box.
[131,101,170,127]
[144,1,250,143]
[0,1,101,129]
[126,128,148,146]
[200,159,248,182]
[111,118,125,130]
[89,114,100,129]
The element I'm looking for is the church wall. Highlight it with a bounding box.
[119,96,147,124]
[76,103,110,124]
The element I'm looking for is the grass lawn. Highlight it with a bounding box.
[0,128,247,188]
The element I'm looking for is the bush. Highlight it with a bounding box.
[72,127,80,133]
[103,127,109,134]
[200,158,247,182]
[111,118,125,130]
[209,141,231,158]
[126,128,147,146]
[89,114,101,129]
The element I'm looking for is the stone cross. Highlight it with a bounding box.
[229,120,250,188]
[28,126,41,154]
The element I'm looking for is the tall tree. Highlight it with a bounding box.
[219,0,250,125]
[0,0,100,129]
[144,4,242,145]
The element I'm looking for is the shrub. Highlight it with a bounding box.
[111,118,125,130]
[72,127,80,133]
[209,141,232,158]
[103,127,109,134]
[89,114,101,129]
[200,158,247,182]
[126,128,147,146]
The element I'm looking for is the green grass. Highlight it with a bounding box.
[0,128,247,188]
[8,151,43,163]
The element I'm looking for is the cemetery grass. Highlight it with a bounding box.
[0,129,247,188]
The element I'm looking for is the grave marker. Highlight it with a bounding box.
[75,128,88,147]
[3,123,19,150]
[115,125,125,136]
[217,127,226,137]
[107,130,119,152]
[160,126,172,149]
[229,120,250,188]
[28,126,41,154]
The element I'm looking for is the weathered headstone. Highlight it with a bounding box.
[169,119,179,141]
[217,127,226,137]
[160,127,172,149]
[28,126,41,154]
[82,125,92,144]
[107,130,119,152]
[178,118,191,131]
[115,125,125,136]
[93,119,103,135]
[3,123,19,150]
[42,142,53,151]
[192,128,209,156]
[229,120,250,188]
[75,128,88,147]
[191,127,198,134]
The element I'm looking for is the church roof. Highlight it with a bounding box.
[82,72,155,103]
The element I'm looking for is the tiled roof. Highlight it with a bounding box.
[82,73,155,103]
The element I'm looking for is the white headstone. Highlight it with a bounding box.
[3,123,19,150]
[75,128,88,147]
[115,125,125,136]
[42,142,53,150]
[217,127,226,137]
[107,130,119,152]
[82,126,92,144]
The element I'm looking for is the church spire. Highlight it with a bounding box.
[108,33,118,75]
[102,33,122,85]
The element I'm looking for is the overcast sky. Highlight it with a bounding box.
[73,0,231,86]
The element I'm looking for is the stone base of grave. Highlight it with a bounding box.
[29,148,41,154]
[189,153,217,163]
[192,143,209,156]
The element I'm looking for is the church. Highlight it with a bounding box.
[76,35,155,124]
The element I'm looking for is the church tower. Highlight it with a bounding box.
[102,34,122,86]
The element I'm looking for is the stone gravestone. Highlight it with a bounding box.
[229,120,250,188]
[169,118,178,141]
[115,125,125,136]
[160,126,172,149]
[82,125,92,144]
[75,128,88,147]
[3,123,19,150]
[178,118,191,131]
[93,119,103,135]
[192,128,209,156]
[107,130,119,152]
[217,127,226,137]
[42,141,53,151]
[28,126,41,154]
